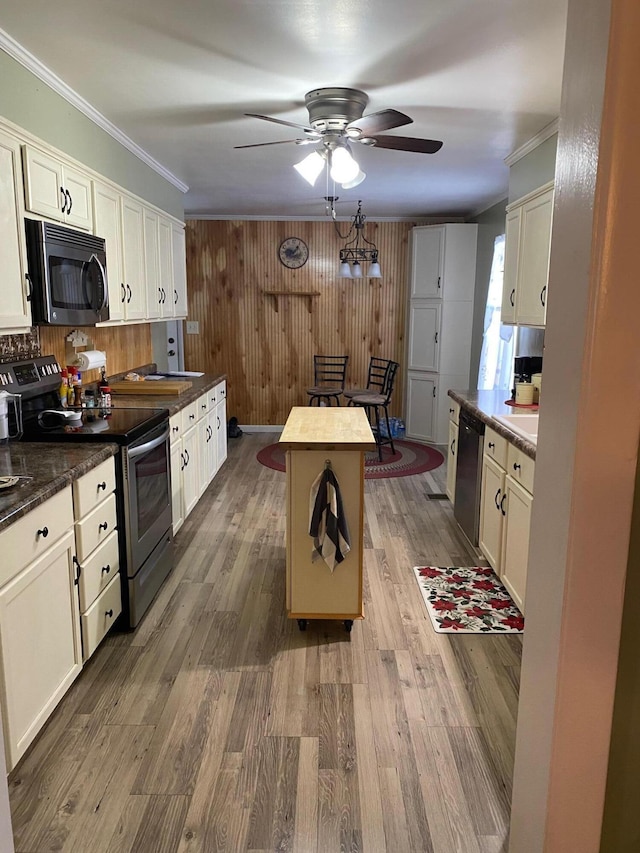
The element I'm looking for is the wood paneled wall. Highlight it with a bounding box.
[39,324,153,385]
[184,219,416,424]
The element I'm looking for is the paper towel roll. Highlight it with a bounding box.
[75,350,106,371]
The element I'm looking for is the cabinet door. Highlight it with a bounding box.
[22,146,64,222]
[516,189,554,327]
[93,181,124,322]
[171,222,188,317]
[501,207,520,325]
[406,372,437,442]
[0,131,31,330]
[501,476,532,613]
[408,302,440,371]
[170,440,184,535]
[182,426,199,518]
[63,166,93,231]
[207,409,218,481]
[121,195,146,320]
[0,531,82,771]
[446,419,458,502]
[197,417,210,497]
[158,217,174,318]
[410,226,444,298]
[216,395,227,471]
[143,208,161,320]
[479,455,506,574]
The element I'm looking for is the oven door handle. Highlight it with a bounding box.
[127,427,170,460]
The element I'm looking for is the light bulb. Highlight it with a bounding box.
[341,169,366,189]
[351,261,363,279]
[330,146,359,184]
[338,261,353,278]
[293,150,325,186]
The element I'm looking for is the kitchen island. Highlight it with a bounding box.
[279,406,376,631]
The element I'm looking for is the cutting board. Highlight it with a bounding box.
[110,380,193,395]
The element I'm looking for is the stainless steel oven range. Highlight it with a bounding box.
[9,355,173,628]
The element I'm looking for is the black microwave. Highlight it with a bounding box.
[25,219,110,325]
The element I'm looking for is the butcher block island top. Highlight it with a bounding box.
[279,406,376,451]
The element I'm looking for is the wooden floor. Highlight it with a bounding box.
[8,434,521,853]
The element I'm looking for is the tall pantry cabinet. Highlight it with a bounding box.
[405,224,478,445]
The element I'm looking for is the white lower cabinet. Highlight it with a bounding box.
[0,487,82,772]
[215,383,227,471]
[446,407,459,502]
[170,438,185,535]
[182,423,200,517]
[478,426,534,613]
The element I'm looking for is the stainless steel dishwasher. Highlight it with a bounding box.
[454,408,485,546]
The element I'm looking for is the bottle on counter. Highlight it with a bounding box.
[84,389,96,420]
[59,368,69,408]
[66,367,77,407]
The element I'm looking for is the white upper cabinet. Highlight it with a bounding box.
[0,130,31,330]
[501,182,554,327]
[408,303,441,372]
[410,226,444,297]
[158,216,174,318]
[93,181,124,322]
[22,145,93,231]
[120,195,146,321]
[171,222,188,318]
[144,207,161,320]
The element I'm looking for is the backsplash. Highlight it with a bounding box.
[0,327,40,363]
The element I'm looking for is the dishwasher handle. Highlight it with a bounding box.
[459,408,485,435]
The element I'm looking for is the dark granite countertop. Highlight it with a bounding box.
[108,367,227,417]
[0,443,118,533]
[447,389,537,460]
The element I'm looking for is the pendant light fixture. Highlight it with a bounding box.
[330,199,382,279]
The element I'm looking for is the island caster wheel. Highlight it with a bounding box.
[297,619,308,632]
[344,620,353,633]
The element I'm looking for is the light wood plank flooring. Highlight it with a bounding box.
[8,433,521,852]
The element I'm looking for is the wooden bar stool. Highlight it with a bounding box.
[350,360,399,461]
[306,355,349,406]
[343,356,391,403]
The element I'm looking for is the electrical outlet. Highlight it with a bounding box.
[186,321,199,335]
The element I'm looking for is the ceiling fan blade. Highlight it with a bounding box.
[346,108,413,136]
[234,138,306,149]
[245,113,317,134]
[368,135,443,154]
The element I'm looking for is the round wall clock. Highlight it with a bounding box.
[278,237,309,269]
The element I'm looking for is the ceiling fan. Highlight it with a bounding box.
[235,87,443,188]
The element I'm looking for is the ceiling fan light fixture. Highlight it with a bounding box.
[330,146,360,184]
[340,169,366,189]
[293,150,325,185]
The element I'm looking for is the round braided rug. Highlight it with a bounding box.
[256,439,444,480]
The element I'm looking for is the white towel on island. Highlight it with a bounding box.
[309,467,351,572]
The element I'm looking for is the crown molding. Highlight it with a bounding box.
[0,27,189,193]
[504,118,559,167]
[470,193,508,220]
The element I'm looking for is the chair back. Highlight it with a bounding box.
[366,357,392,393]
[313,355,349,389]
[381,360,399,404]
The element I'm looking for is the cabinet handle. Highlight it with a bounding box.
[500,494,506,516]
[174,289,178,305]
[201,403,207,410]
[60,186,67,213]
[541,285,547,307]
[434,331,438,344]
[101,564,111,575]
[66,189,72,215]
[73,555,82,585]
[25,273,33,302]
[37,526,49,539]
[126,284,132,303]
[217,416,221,430]
[162,288,167,304]
[184,449,189,465]
[105,609,114,619]
[158,287,163,304]
[495,488,501,510]
[121,283,126,303]
[510,288,515,307]
[99,521,108,532]
[437,275,441,290]
[97,481,107,491]
[450,438,455,455]
[172,425,179,433]
[513,463,521,472]
[449,407,454,415]
[180,451,185,471]
[488,442,495,450]
[189,414,195,421]
[432,387,436,398]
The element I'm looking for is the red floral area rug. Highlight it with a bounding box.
[256,440,444,480]
[413,566,524,633]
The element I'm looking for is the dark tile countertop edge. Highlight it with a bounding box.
[0,443,118,533]
[107,364,227,417]
[448,389,537,461]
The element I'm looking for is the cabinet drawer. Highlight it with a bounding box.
[169,412,181,445]
[72,457,116,518]
[447,399,460,425]
[216,380,226,401]
[507,444,535,494]
[484,427,508,469]
[75,494,117,562]
[0,487,73,586]
[181,400,198,431]
[81,572,122,660]
[77,530,120,612]
[196,392,209,419]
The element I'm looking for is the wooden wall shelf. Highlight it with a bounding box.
[263,290,320,313]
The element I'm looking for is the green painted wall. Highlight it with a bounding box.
[0,49,184,219]
[508,133,558,203]
[469,198,507,387]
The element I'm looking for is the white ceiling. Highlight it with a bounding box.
[0,0,568,219]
